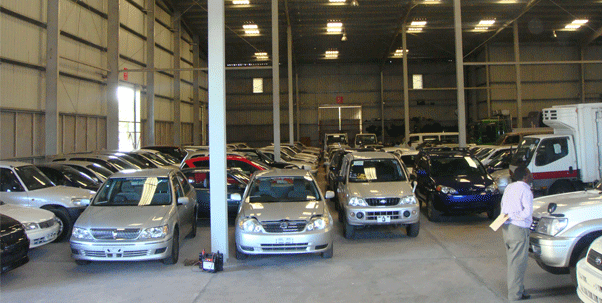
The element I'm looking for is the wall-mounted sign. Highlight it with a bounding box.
[124,68,128,81]
[336,96,343,104]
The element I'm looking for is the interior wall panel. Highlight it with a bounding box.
[59,0,106,47]
[0,65,45,110]
[1,112,17,159]
[1,16,46,64]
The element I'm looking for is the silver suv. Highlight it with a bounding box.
[529,181,602,285]
[336,152,419,239]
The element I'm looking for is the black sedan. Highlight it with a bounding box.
[36,164,101,191]
[1,214,30,273]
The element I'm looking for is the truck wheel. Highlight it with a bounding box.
[426,195,441,222]
[406,222,420,237]
[46,207,72,242]
[548,181,575,195]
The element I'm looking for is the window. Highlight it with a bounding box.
[0,168,24,192]
[253,78,263,93]
[412,74,423,89]
[118,86,141,151]
[535,137,569,166]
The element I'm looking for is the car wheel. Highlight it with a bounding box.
[426,195,441,222]
[487,203,501,220]
[570,248,588,286]
[75,260,91,265]
[188,211,197,238]
[338,207,344,223]
[344,221,354,239]
[406,222,420,237]
[321,243,333,258]
[236,247,248,260]
[163,229,179,265]
[47,207,72,242]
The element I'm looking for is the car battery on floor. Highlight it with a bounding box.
[199,249,223,273]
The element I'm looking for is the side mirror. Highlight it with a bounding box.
[230,193,242,201]
[177,197,190,205]
[325,191,335,199]
[412,181,417,193]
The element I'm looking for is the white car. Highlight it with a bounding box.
[0,202,60,248]
[336,151,419,239]
[0,161,95,241]
[577,235,602,303]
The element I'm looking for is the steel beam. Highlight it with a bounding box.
[453,0,466,147]
[288,25,294,144]
[514,22,523,128]
[193,35,201,145]
[45,0,59,156]
[146,0,156,146]
[272,0,281,161]
[173,10,181,145]
[402,24,410,139]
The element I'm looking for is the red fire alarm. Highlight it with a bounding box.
[336,96,343,104]
[124,68,128,81]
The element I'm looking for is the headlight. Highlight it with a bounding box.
[139,225,169,239]
[71,198,91,206]
[400,195,417,205]
[485,184,499,193]
[436,185,458,195]
[22,222,40,230]
[535,217,568,236]
[307,216,329,231]
[239,218,263,233]
[72,227,93,240]
[348,197,368,207]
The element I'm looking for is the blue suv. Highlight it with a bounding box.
[413,148,501,222]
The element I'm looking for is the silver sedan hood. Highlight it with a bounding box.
[347,182,413,198]
[75,205,172,229]
[242,201,325,222]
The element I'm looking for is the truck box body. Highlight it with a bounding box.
[542,103,602,184]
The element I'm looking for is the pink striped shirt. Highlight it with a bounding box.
[500,181,533,229]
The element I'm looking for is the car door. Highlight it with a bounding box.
[414,157,431,202]
[176,172,196,228]
[336,156,351,205]
[0,168,30,207]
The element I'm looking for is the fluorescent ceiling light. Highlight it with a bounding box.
[329,0,346,2]
[327,22,343,28]
[564,24,581,29]
[233,0,249,4]
[393,49,408,57]
[474,26,489,31]
[411,21,427,26]
[325,50,339,55]
[245,29,260,34]
[479,19,495,25]
[423,0,441,4]
[325,50,339,59]
[572,19,589,24]
[243,24,258,29]
[407,27,423,32]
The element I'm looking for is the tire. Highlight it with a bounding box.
[48,208,72,242]
[338,207,344,223]
[163,229,179,265]
[344,221,354,239]
[570,248,588,286]
[406,222,420,238]
[487,203,501,220]
[236,247,248,260]
[426,195,441,222]
[321,243,333,258]
[548,181,575,195]
[75,260,91,265]
[188,211,197,238]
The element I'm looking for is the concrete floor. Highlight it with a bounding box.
[1,169,580,303]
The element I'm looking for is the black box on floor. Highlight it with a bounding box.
[199,251,223,273]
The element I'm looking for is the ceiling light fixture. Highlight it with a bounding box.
[351,0,359,6]
[474,26,489,31]
[329,0,346,2]
[411,21,427,26]
[423,0,441,4]
[407,27,423,32]
[341,33,347,41]
[479,19,496,26]
[393,49,409,57]
[243,23,259,35]
[233,0,250,4]
[325,50,339,59]
[327,22,343,34]
[564,19,588,30]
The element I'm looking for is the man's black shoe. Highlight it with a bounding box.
[519,294,531,300]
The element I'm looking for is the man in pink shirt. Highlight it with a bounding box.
[501,165,534,301]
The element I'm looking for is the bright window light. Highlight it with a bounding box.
[413,74,423,90]
[253,78,263,94]
[233,0,249,4]
[255,52,269,60]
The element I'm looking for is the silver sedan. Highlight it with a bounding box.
[235,169,335,260]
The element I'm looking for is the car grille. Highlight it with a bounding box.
[82,250,150,258]
[260,243,308,251]
[262,220,306,233]
[530,217,540,232]
[365,198,400,206]
[90,228,141,240]
[39,219,56,229]
[366,211,401,221]
[587,248,602,271]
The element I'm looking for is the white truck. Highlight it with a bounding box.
[509,103,602,195]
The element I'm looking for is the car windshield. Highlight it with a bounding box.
[348,159,406,183]
[356,135,377,145]
[430,156,486,177]
[510,138,539,167]
[14,165,55,190]
[248,176,320,202]
[92,177,172,206]
[327,135,347,145]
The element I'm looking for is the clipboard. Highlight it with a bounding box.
[489,213,509,231]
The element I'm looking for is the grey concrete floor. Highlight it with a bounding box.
[1,169,580,303]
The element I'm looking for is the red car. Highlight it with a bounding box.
[182,155,269,176]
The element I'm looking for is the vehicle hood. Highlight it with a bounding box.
[0,204,55,223]
[433,175,493,192]
[347,181,413,198]
[241,201,325,222]
[74,205,173,229]
[533,189,602,219]
[28,186,96,207]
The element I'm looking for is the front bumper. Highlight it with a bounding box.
[236,226,333,255]
[435,193,500,214]
[70,237,173,261]
[27,224,60,248]
[529,233,574,268]
[344,204,419,227]
[576,258,602,303]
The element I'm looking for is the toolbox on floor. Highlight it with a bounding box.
[199,250,223,273]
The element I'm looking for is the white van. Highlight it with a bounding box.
[401,132,459,149]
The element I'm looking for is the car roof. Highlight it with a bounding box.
[109,168,175,179]
[253,168,313,179]
[346,151,396,160]
[421,149,472,158]
[0,161,32,168]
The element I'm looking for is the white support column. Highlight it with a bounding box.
[107,0,120,150]
[288,25,294,144]
[453,0,467,147]
[296,72,300,142]
[45,0,59,156]
[402,24,410,139]
[193,35,201,145]
[580,48,586,103]
[486,44,491,118]
[173,11,181,145]
[207,0,229,261]
[272,0,281,161]
[514,21,523,128]
[146,0,156,145]
[380,71,384,143]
